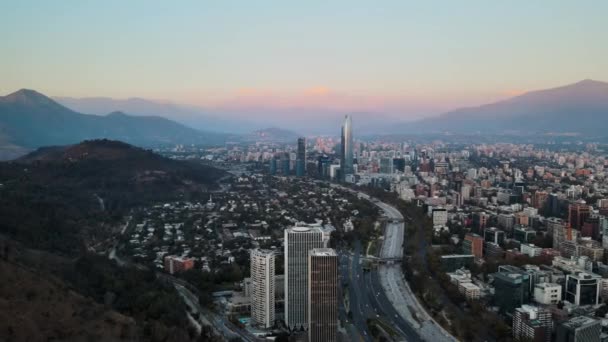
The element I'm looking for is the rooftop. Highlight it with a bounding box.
[563,316,599,329]
[310,248,337,257]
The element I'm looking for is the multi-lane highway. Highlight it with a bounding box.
[373,199,456,342]
[339,242,373,341]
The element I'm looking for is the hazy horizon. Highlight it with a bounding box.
[2,1,608,123]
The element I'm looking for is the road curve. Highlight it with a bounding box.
[371,197,457,342]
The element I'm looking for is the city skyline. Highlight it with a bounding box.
[3,2,608,342]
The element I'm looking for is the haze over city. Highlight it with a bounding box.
[2,2,608,342]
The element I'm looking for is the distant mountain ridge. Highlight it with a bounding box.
[54,95,261,134]
[0,89,232,159]
[249,127,301,142]
[402,79,608,135]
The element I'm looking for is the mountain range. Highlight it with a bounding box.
[55,95,393,136]
[399,79,608,135]
[248,127,302,142]
[0,89,233,159]
[1,79,607,160]
[54,79,608,137]
[54,95,256,134]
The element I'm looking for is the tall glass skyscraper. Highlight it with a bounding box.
[340,115,353,181]
[296,137,306,177]
[284,226,324,330]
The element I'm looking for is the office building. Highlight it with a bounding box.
[548,218,568,248]
[340,115,354,181]
[512,305,552,342]
[317,155,331,178]
[564,271,600,306]
[533,283,562,305]
[569,201,590,231]
[484,242,505,259]
[581,216,600,239]
[296,137,306,177]
[281,153,290,175]
[498,213,516,231]
[493,266,531,314]
[269,157,277,175]
[463,233,484,259]
[514,227,536,244]
[523,265,549,291]
[440,254,474,272]
[578,239,604,262]
[284,226,325,330]
[308,248,338,342]
[556,316,601,342]
[560,240,579,259]
[393,158,406,172]
[500,265,532,297]
[431,207,448,226]
[472,212,489,232]
[601,216,608,249]
[484,227,505,245]
[540,265,566,284]
[520,243,542,257]
[250,249,276,328]
[533,191,548,210]
[379,157,394,174]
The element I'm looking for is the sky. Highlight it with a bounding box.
[1,1,607,118]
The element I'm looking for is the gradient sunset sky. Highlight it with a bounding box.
[2,1,607,116]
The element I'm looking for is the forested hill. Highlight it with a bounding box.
[0,139,226,254]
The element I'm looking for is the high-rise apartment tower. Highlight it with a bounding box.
[250,249,276,328]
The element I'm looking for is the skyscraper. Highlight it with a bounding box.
[269,156,277,175]
[569,200,590,231]
[308,248,338,342]
[340,115,353,181]
[284,226,325,330]
[250,249,276,328]
[296,137,306,177]
[281,152,290,175]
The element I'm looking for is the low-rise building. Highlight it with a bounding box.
[521,243,543,257]
[459,282,482,300]
[164,255,195,274]
[533,283,562,305]
[440,254,474,272]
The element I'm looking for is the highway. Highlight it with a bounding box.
[373,200,457,342]
[339,237,424,342]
